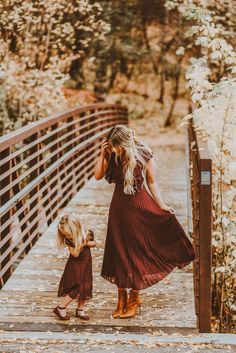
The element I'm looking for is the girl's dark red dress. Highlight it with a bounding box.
[58,231,94,300]
[101,149,195,290]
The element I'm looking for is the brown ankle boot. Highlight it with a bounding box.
[112,288,127,318]
[119,290,141,319]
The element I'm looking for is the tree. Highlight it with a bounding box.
[0,0,109,134]
[166,0,236,332]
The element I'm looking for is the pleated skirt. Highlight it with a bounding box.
[58,246,92,300]
[101,184,195,290]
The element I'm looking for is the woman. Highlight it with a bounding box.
[94,125,195,319]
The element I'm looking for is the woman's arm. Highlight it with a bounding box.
[146,159,175,214]
[94,139,109,180]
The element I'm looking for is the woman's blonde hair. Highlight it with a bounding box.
[57,215,88,251]
[106,125,153,195]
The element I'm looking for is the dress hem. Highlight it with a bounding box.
[101,259,193,290]
[57,292,92,301]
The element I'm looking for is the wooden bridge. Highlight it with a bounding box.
[0,103,212,341]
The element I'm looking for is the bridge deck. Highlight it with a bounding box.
[0,132,197,335]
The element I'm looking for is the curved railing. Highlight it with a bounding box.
[0,103,128,287]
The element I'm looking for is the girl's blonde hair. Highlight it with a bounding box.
[57,215,88,250]
[106,125,153,195]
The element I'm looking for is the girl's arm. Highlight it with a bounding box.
[87,240,96,248]
[67,245,82,257]
[94,139,109,180]
[146,159,175,214]
[86,229,96,248]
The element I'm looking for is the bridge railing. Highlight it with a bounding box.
[0,103,128,287]
[187,118,212,333]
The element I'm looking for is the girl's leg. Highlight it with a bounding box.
[77,298,85,309]
[53,295,73,320]
[76,297,89,320]
[60,294,73,308]
[58,295,73,318]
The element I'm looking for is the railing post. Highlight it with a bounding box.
[188,119,212,333]
[28,133,41,250]
[198,150,212,332]
[0,148,12,286]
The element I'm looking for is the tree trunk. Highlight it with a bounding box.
[164,57,183,127]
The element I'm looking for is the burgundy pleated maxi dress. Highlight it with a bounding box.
[58,231,94,300]
[101,149,195,290]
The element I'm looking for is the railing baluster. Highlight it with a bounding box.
[47,123,62,224]
[0,148,12,287]
[65,116,77,205]
[11,154,28,244]
[28,133,41,250]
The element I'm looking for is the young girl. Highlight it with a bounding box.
[53,215,96,321]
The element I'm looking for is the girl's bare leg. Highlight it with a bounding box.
[77,298,85,309]
[76,297,89,320]
[60,294,73,308]
[57,295,73,318]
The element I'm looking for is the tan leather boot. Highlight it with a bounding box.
[119,290,141,319]
[112,288,127,318]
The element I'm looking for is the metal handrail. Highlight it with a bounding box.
[0,103,128,287]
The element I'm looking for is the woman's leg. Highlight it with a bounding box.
[119,289,141,319]
[112,287,128,318]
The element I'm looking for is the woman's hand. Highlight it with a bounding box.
[146,162,175,215]
[160,204,175,214]
[94,139,109,180]
[101,139,109,157]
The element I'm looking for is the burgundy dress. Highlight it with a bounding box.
[101,150,195,290]
[58,231,94,300]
